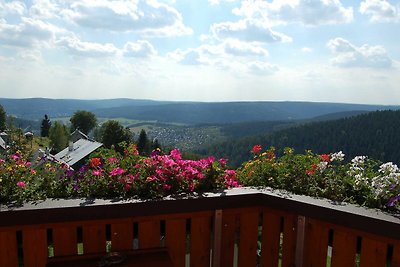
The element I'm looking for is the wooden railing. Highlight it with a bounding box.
[0,188,399,267]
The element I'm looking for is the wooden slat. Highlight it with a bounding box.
[392,242,400,267]
[282,214,297,267]
[303,219,329,267]
[237,210,259,267]
[220,213,236,267]
[139,220,160,249]
[166,218,187,267]
[53,225,77,256]
[331,228,357,267]
[260,210,281,267]
[0,230,18,267]
[111,221,133,251]
[190,216,211,267]
[359,237,387,267]
[83,224,106,254]
[23,228,48,267]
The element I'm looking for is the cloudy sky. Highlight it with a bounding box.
[0,0,399,104]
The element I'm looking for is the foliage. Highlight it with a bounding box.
[70,110,97,135]
[40,114,51,137]
[49,121,69,153]
[237,145,400,210]
[0,104,6,131]
[0,145,238,204]
[100,120,132,153]
[137,129,150,156]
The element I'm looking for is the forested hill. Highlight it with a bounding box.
[197,110,400,167]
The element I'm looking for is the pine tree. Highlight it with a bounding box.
[0,104,6,132]
[40,114,51,137]
[49,121,69,153]
[137,129,149,156]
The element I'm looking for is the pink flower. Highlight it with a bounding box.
[16,181,26,188]
[108,157,117,162]
[11,153,21,161]
[109,167,126,176]
[30,170,37,174]
[92,170,103,176]
[170,149,182,160]
[218,158,228,166]
[163,184,172,190]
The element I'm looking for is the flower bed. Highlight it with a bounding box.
[1,144,399,212]
[237,146,400,211]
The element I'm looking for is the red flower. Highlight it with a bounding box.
[252,145,262,154]
[320,154,331,162]
[90,157,101,167]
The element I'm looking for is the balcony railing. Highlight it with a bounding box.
[0,187,399,267]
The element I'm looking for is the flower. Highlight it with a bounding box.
[92,170,103,176]
[320,154,330,162]
[110,168,126,176]
[90,157,101,167]
[252,145,262,154]
[16,181,26,188]
[330,151,345,161]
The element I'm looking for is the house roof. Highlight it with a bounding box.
[54,139,102,167]
[70,129,90,143]
[0,136,6,150]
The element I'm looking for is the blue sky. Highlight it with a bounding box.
[0,0,399,104]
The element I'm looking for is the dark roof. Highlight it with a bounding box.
[54,139,102,167]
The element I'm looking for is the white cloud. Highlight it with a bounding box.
[247,61,279,75]
[62,0,192,37]
[360,0,400,23]
[0,17,55,48]
[123,40,157,57]
[301,47,312,53]
[327,38,393,68]
[208,0,237,6]
[0,1,26,16]
[211,19,292,43]
[56,36,118,57]
[30,0,60,19]
[233,0,353,26]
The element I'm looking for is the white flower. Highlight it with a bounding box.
[352,156,367,165]
[330,151,345,162]
[379,162,399,174]
[318,161,328,172]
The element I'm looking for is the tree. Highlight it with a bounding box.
[40,114,51,137]
[49,121,69,153]
[70,110,97,135]
[0,104,6,132]
[137,129,150,155]
[101,120,132,153]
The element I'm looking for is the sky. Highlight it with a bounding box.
[0,0,399,104]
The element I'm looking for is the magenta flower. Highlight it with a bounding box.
[170,149,182,160]
[11,153,21,161]
[218,158,228,166]
[16,181,26,188]
[92,170,103,176]
[108,157,117,162]
[110,167,126,176]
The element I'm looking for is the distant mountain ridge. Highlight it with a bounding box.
[1,98,398,124]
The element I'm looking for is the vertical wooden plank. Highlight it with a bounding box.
[260,210,281,267]
[237,210,259,267]
[139,220,160,249]
[331,228,357,267]
[53,225,77,256]
[392,242,400,267]
[83,224,106,254]
[111,221,133,251]
[166,218,187,267]
[23,228,48,267]
[359,237,387,267]
[282,214,297,267]
[191,216,211,267]
[220,213,236,267]
[0,230,18,267]
[303,219,329,267]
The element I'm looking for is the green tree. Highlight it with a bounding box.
[70,110,97,135]
[0,104,6,131]
[49,121,69,153]
[101,120,132,153]
[40,114,51,137]
[137,129,150,155]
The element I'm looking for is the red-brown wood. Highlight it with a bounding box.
[53,225,77,256]
[220,212,236,267]
[359,237,387,267]
[237,209,259,267]
[260,209,281,267]
[82,223,106,254]
[23,228,48,267]
[111,220,134,251]
[303,219,329,267]
[165,218,187,267]
[0,230,18,267]
[138,220,160,249]
[282,214,297,267]
[331,228,357,267]
[392,242,400,267]
[190,216,211,267]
